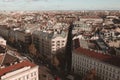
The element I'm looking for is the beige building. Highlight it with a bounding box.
[0,51,39,80]
[80,17,103,24]
[72,47,120,80]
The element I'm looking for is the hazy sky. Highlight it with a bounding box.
[0,0,120,10]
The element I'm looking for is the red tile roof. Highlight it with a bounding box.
[75,47,120,67]
[0,60,36,76]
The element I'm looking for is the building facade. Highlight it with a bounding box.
[0,51,39,80]
[73,21,92,34]
[0,61,39,80]
[33,30,67,59]
[72,48,120,80]
[80,17,103,24]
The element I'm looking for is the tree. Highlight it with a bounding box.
[82,69,97,80]
[52,55,59,67]
[28,43,37,56]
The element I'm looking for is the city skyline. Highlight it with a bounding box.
[0,0,120,11]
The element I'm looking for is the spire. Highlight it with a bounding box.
[64,22,74,73]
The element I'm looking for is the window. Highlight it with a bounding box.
[62,40,65,43]
[52,48,55,50]
[109,73,111,76]
[117,76,119,80]
[106,71,108,75]
[57,41,60,43]
[57,44,60,46]
[31,73,34,77]
[52,41,55,43]
[34,72,36,76]
[26,75,29,79]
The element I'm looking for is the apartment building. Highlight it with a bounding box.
[72,47,120,80]
[73,21,93,35]
[0,51,39,80]
[80,16,103,24]
[32,29,68,59]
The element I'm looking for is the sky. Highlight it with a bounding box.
[0,0,120,10]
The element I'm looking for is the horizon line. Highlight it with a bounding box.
[0,9,120,12]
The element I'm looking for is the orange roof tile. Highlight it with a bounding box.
[0,60,36,76]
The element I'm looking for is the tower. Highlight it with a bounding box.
[64,22,74,73]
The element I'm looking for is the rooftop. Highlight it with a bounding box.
[0,60,36,76]
[33,30,67,39]
[80,16,102,19]
[0,48,37,77]
[1,52,19,66]
[0,50,20,67]
[74,47,120,68]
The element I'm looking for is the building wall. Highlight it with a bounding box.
[33,33,67,61]
[1,66,39,80]
[72,52,120,80]
[38,37,51,55]
[32,30,67,60]
[73,23,92,32]
[51,36,67,54]
[0,37,6,46]
[80,18,103,23]
[115,48,120,56]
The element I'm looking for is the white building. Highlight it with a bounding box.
[80,17,103,24]
[73,21,93,35]
[0,37,6,46]
[0,51,39,80]
[72,47,120,80]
